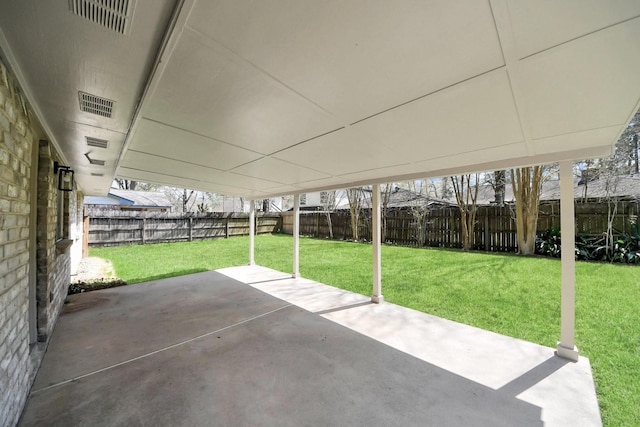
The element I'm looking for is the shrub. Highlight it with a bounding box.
[535,216,640,264]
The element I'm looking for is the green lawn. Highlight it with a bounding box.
[91,234,639,426]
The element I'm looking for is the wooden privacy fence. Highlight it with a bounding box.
[281,201,639,252]
[87,211,281,247]
[88,200,638,251]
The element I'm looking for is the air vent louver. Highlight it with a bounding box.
[70,0,134,35]
[84,152,106,166]
[79,92,114,118]
[86,136,109,149]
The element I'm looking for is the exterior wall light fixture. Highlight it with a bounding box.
[53,161,74,192]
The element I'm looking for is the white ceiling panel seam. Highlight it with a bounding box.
[349,65,508,127]
[490,0,536,157]
[139,116,266,156]
[125,149,228,172]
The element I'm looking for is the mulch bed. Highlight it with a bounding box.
[68,280,128,295]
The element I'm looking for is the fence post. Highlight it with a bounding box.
[82,215,89,257]
[141,217,146,245]
[225,215,230,238]
[484,214,489,251]
[188,217,193,242]
[255,213,259,236]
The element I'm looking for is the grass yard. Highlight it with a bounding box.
[91,233,639,427]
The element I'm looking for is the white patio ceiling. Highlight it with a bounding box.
[1,1,639,198]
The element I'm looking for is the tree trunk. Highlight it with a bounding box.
[510,166,543,255]
[451,174,479,251]
[381,184,393,243]
[493,170,505,206]
[350,208,359,241]
[633,134,639,174]
[346,188,362,241]
[326,212,333,239]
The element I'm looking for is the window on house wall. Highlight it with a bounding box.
[300,194,307,205]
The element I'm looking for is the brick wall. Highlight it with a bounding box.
[35,140,73,342]
[0,58,36,427]
[0,58,83,426]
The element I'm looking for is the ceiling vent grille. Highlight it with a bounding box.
[85,152,106,166]
[79,92,114,118]
[86,136,109,149]
[69,0,134,35]
[91,172,104,176]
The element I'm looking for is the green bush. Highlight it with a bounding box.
[536,215,640,264]
[535,227,562,258]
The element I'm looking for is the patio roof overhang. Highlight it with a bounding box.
[1,1,639,198]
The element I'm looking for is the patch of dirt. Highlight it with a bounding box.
[69,257,127,294]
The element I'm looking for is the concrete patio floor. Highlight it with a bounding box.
[19,265,601,426]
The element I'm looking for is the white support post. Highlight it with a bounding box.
[557,161,579,361]
[371,184,383,303]
[248,200,255,266]
[293,194,300,278]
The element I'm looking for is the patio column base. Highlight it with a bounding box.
[291,272,300,278]
[371,295,384,304]
[556,343,579,362]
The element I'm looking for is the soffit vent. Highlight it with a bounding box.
[85,152,106,166]
[86,136,109,149]
[91,172,104,176]
[79,92,114,118]
[69,0,134,35]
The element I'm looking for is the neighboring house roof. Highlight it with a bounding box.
[474,174,640,204]
[109,189,173,207]
[384,187,454,208]
[83,195,121,205]
[84,189,173,209]
[334,187,455,210]
[541,175,640,201]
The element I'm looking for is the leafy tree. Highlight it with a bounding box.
[616,109,640,174]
